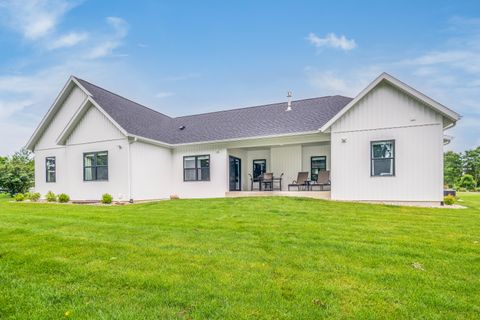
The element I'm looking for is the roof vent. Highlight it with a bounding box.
[286,91,293,111]
[179,125,186,130]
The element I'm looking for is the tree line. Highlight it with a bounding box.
[444,146,480,191]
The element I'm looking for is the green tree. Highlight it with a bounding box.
[444,151,463,187]
[463,147,480,183]
[458,174,477,191]
[0,149,34,196]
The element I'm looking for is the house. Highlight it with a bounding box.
[26,73,460,204]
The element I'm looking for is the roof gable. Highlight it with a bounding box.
[319,72,461,132]
[26,77,90,151]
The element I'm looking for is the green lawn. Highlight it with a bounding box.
[0,194,479,319]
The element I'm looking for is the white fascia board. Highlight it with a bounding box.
[319,72,461,132]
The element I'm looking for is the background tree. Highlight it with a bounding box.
[463,147,480,184]
[444,151,463,187]
[458,174,477,191]
[0,149,34,196]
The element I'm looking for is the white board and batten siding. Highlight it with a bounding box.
[330,82,444,202]
[34,86,88,197]
[172,145,228,198]
[130,141,172,200]
[34,93,130,201]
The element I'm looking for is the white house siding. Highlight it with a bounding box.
[64,140,130,201]
[66,105,124,144]
[35,87,88,150]
[301,143,331,176]
[172,145,228,198]
[246,149,270,190]
[34,148,67,196]
[130,141,172,200]
[330,83,444,202]
[271,145,303,190]
[34,92,130,201]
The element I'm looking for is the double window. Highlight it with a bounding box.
[45,157,56,183]
[84,151,108,181]
[371,140,395,176]
[252,159,266,179]
[184,155,210,181]
[311,156,327,181]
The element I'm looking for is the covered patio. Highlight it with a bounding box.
[225,138,331,199]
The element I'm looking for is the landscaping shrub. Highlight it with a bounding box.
[58,193,70,203]
[14,193,25,202]
[24,192,31,200]
[458,187,467,192]
[30,192,41,202]
[101,193,113,204]
[458,174,477,191]
[45,191,57,202]
[444,194,456,205]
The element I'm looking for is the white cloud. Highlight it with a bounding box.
[48,32,88,50]
[306,32,357,51]
[155,92,175,98]
[87,17,128,59]
[0,0,77,40]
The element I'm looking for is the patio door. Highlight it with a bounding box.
[229,156,241,191]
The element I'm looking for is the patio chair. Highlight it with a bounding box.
[288,172,309,191]
[273,173,284,191]
[249,173,261,191]
[310,170,331,191]
[262,172,274,191]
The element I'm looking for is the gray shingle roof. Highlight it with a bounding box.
[75,77,352,145]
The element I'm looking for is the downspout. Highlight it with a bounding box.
[127,136,137,203]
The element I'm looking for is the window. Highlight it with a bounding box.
[311,156,327,181]
[252,159,266,179]
[184,155,210,181]
[84,151,108,181]
[45,157,56,183]
[371,140,395,176]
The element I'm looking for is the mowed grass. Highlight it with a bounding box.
[0,194,479,319]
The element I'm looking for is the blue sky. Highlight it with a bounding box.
[0,0,479,154]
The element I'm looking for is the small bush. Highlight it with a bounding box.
[458,187,467,192]
[14,193,25,201]
[101,193,113,204]
[24,192,31,200]
[476,187,480,192]
[45,191,57,202]
[30,192,41,202]
[444,194,456,205]
[58,193,70,203]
